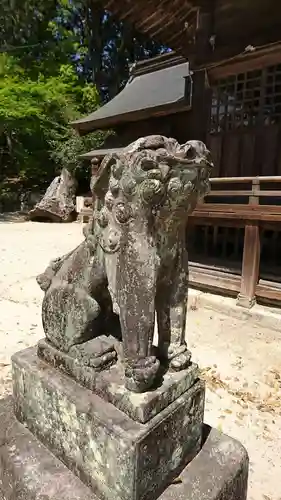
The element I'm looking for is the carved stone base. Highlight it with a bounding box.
[12,347,204,500]
[0,398,249,500]
[37,338,199,423]
[236,293,256,309]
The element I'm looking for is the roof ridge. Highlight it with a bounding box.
[130,51,187,77]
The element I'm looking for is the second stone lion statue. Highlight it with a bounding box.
[37,135,213,392]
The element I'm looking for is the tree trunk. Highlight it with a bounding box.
[29,169,77,223]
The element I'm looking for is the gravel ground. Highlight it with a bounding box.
[0,219,280,500]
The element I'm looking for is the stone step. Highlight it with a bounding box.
[0,398,96,500]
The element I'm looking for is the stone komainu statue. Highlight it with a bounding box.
[37,135,213,392]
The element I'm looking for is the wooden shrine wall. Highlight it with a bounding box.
[188,58,281,307]
[207,63,281,178]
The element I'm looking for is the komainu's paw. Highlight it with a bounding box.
[168,343,192,371]
[125,356,160,393]
[69,335,117,372]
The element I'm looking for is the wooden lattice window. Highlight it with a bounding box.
[210,63,281,133]
[264,64,281,124]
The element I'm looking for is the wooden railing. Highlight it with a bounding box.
[77,179,281,307]
[194,176,281,220]
[189,176,281,308]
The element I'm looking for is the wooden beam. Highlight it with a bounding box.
[73,101,192,135]
[104,0,199,54]
[206,42,281,81]
[189,265,240,294]
[256,282,281,303]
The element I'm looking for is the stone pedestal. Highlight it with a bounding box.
[37,338,201,423]
[12,347,204,500]
[0,344,249,500]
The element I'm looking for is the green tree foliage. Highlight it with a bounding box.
[0,0,167,207]
[0,56,104,203]
[0,0,59,75]
[56,0,168,100]
[1,0,167,99]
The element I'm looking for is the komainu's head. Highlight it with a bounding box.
[92,136,213,249]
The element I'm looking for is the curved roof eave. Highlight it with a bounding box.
[72,61,191,135]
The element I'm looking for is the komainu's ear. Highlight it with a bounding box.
[92,154,117,200]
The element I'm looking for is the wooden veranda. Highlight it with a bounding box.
[189,176,281,307]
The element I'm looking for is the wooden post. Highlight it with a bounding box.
[189,68,212,143]
[237,178,260,308]
[237,222,260,308]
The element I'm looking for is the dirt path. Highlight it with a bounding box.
[0,221,280,500]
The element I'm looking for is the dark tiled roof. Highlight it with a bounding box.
[72,54,190,135]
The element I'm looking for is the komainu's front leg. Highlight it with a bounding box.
[156,243,191,371]
[116,232,160,392]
